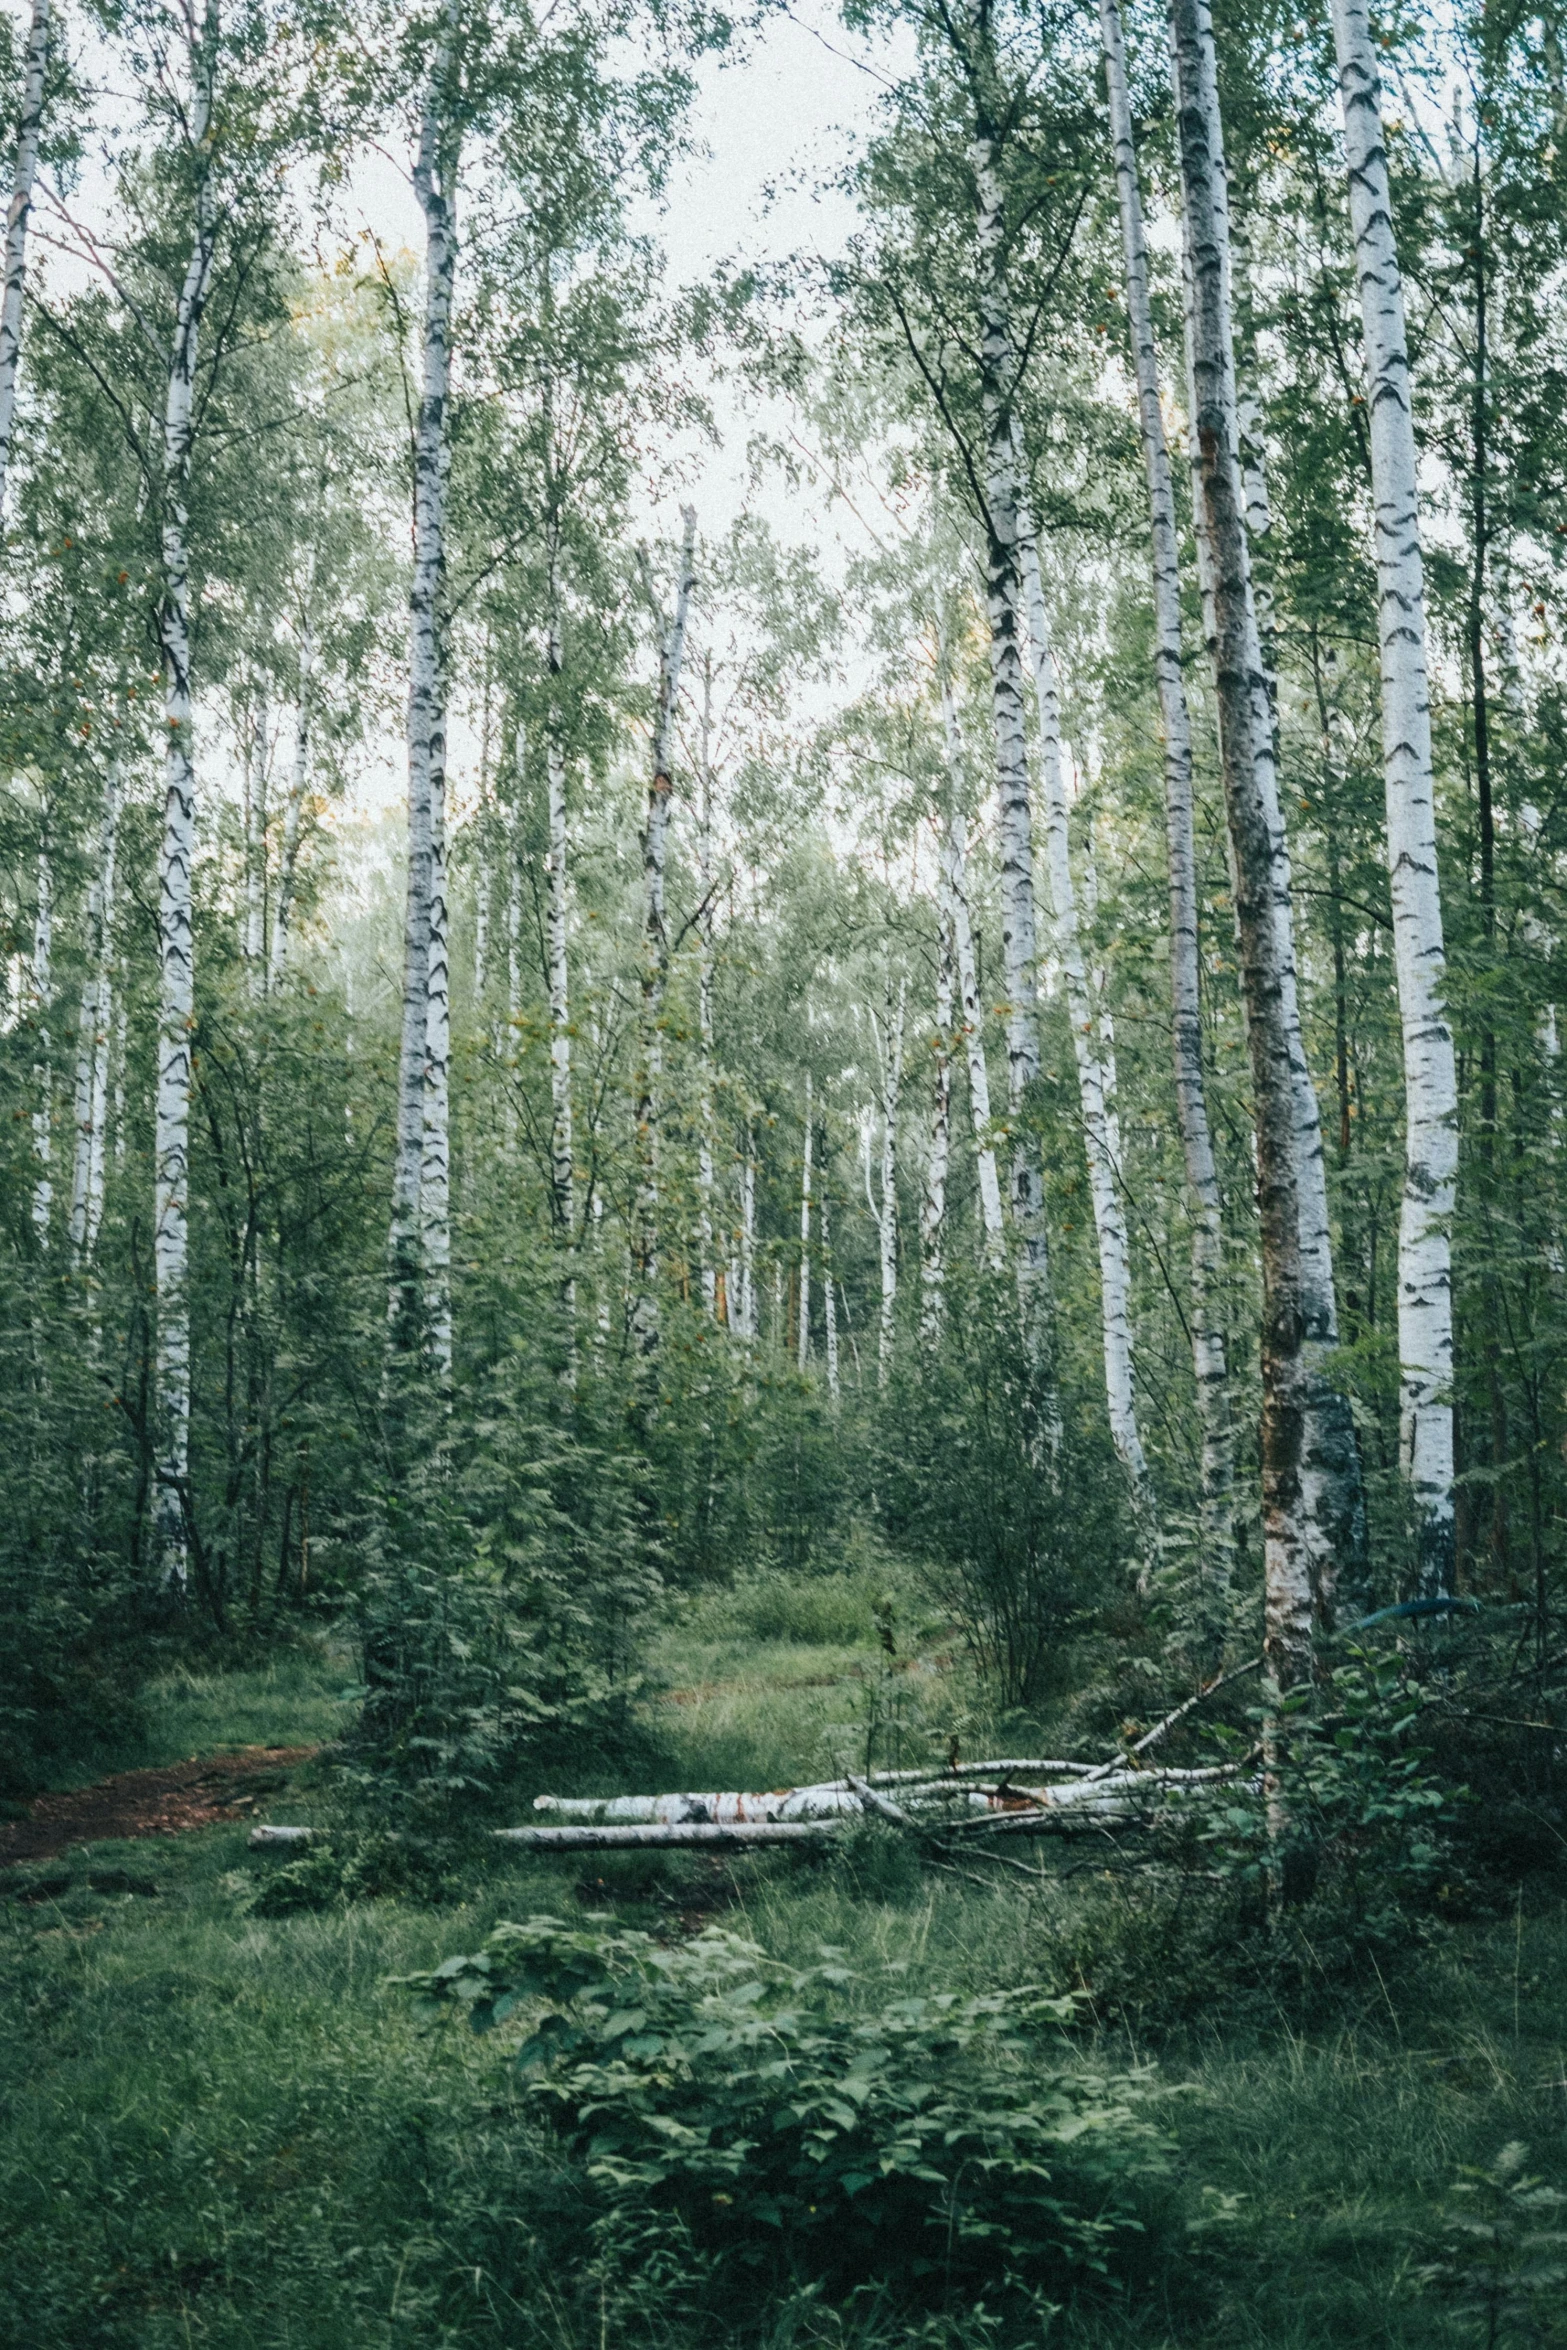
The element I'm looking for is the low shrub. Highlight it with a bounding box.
[405,1914,1165,2308]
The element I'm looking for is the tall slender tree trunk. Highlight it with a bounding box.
[938,681,1007,1261]
[798,1070,813,1372]
[630,505,697,1360]
[154,2,220,1586]
[738,1133,757,1341]
[921,896,955,1342]
[1172,0,1365,1631]
[31,811,51,1243]
[271,585,314,985]
[1101,0,1237,1623]
[866,979,905,1385]
[696,653,718,1318]
[70,760,119,1266]
[968,17,1051,1336]
[0,0,48,524]
[1331,0,1459,1598]
[420,645,452,1378]
[389,23,456,1357]
[546,596,575,1339]
[1016,478,1154,1543]
[1171,0,1312,1710]
[823,1189,839,1396]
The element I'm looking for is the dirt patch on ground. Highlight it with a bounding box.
[0,1748,317,1866]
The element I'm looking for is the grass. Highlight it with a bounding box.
[6,1586,1567,2348]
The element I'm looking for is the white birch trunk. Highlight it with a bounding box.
[30,819,51,1243]
[938,686,1007,1262]
[390,18,456,1353]
[1016,489,1153,1535]
[1330,0,1459,1598]
[797,1070,813,1372]
[0,0,48,524]
[823,1189,839,1397]
[70,761,119,1266]
[546,615,574,1265]
[872,981,905,1384]
[696,656,718,1317]
[921,899,954,1342]
[420,662,452,1378]
[1171,0,1313,1703]
[271,597,314,985]
[969,58,1051,1332]
[155,2,220,1585]
[630,505,697,1361]
[1101,0,1237,1615]
[1172,0,1364,1633]
[738,1138,757,1341]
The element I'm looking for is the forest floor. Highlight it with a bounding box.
[5,1580,1567,2350]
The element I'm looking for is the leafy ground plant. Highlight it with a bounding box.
[404,1915,1165,2308]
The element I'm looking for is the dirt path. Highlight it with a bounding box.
[0,1748,316,1866]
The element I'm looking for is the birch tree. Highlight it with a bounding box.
[1329,0,1459,1598]
[797,1070,813,1371]
[69,759,119,1267]
[390,9,458,1358]
[0,0,49,524]
[921,895,954,1341]
[1099,0,1236,1615]
[1170,0,1313,1701]
[1170,0,1364,1636]
[1016,479,1154,1544]
[629,504,696,1359]
[938,679,1006,1262]
[30,798,51,1241]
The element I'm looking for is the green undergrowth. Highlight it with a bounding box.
[6,1636,1567,2347]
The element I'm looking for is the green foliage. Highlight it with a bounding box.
[879,1284,1128,1706]
[1415,2144,1567,2348]
[405,1913,1164,2305]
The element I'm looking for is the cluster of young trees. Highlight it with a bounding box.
[1,0,1563,1781]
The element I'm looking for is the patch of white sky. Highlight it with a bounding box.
[323,0,927,871]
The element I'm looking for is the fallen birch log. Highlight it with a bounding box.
[530,1783,996,1826]
[249,1824,315,1847]
[493,1821,839,1852]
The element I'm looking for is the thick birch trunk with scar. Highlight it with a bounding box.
[0,0,48,524]
[70,762,119,1267]
[390,25,456,1356]
[630,507,697,1362]
[939,684,1007,1261]
[1330,0,1458,1599]
[1171,0,1312,1724]
[1171,0,1365,1634]
[155,10,220,1586]
[822,1189,839,1395]
[1016,486,1154,1547]
[1101,0,1237,1620]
